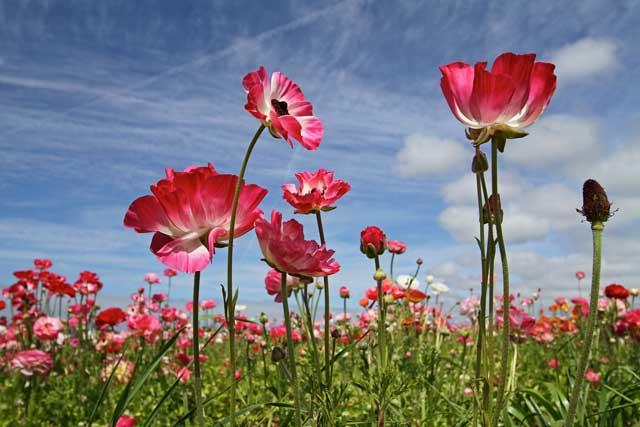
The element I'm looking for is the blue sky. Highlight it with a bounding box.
[1,0,639,316]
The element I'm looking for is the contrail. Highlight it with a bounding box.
[0,0,355,139]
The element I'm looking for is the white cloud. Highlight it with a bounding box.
[394,133,469,177]
[506,115,600,168]
[550,37,619,82]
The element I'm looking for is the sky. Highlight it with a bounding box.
[1,0,639,318]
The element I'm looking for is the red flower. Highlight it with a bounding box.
[405,289,427,303]
[34,259,53,270]
[387,240,406,255]
[255,211,340,278]
[96,307,127,330]
[605,284,629,300]
[74,271,103,295]
[282,169,351,214]
[124,164,267,273]
[440,52,556,144]
[575,271,586,280]
[243,66,323,150]
[116,416,137,427]
[163,268,177,277]
[360,226,388,258]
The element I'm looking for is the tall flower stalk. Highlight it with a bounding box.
[191,272,204,427]
[565,179,612,427]
[280,272,303,427]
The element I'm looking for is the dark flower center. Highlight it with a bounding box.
[271,99,289,116]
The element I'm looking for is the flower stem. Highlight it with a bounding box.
[315,211,333,389]
[281,272,303,427]
[490,138,511,427]
[389,253,396,283]
[564,222,603,427]
[226,124,265,426]
[374,255,386,427]
[192,271,204,427]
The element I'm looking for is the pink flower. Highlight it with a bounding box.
[387,240,406,255]
[11,349,53,377]
[176,366,191,383]
[255,211,340,278]
[33,316,64,340]
[199,299,216,310]
[124,164,267,273]
[127,314,162,343]
[360,226,388,258]
[163,268,177,277]
[584,370,601,385]
[116,416,137,427]
[575,271,586,280]
[243,66,323,150]
[74,271,103,295]
[282,169,351,214]
[548,358,560,369]
[339,286,350,299]
[440,52,556,143]
[144,273,161,284]
[264,269,303,302]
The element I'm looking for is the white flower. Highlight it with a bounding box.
[425,275,434,285]
[430,282,449,295]
[395,274,420,289]
[235,304,247,312]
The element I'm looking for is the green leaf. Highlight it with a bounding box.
[88,352,124,426]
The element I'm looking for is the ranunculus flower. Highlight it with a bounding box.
[282,169,351,214]
[116,416,137,427]
[243,66,323,150]
[144,273,160,284]
[430,282,449,295]
[33,316,64,340]
[163,268,177,277]
[255,210,340,279]
[584,370,601,385]
[440,52,557,145]
[34,259,53,270]
[264,269,303,302]
[199,299,216,310]
[360,226,387,258]
[124,164,267,273]
[395,274,420,289]
[127,314,162,343]
[575,271,586,280]
[405,289,427,303]
[11,349,53,377]
[339,286,350,299]
[605,284,629,300]
[387,240,406,255]
[96,307,127,330]
[74,271,103,295]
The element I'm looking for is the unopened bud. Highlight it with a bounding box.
[331,329,340,339]
[373,269,387,282]
[577,179,612,224]
[271,347,286,363]
[416,258,423,265]
[471,150,489,173]
[259,312,268,324]
[383,294,394,305]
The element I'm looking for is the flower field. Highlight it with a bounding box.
[2,36,639,427]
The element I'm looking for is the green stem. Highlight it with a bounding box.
[490,138,511,427]
[226,124,265,426]
[389,253,396,283]
[374,255,386,427]
[564,223,603,427]
[281,272,303,427]
[192,271,204,427]
[315,211,333,389]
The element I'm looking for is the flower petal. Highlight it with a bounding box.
[150,232,211,273]
[470,62,516,125]
[124,195,176,235]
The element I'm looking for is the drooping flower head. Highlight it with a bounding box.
[440,52,557,146]
[255,210,340,279]
[243,66,323,150]
[388,240,407,255]
[282,169,351,214]
[124,164,267,273]
[11,349,53,377]
[360,226,388,259]
[264,269,304,302]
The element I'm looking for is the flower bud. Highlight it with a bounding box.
[577,179,612,224]
[482,194,503,224]
[259,312,268,324]
[383,294,395,305]
[271,347,286,363]
[339,286,350,299]
[331,329,340,339]
[360,226,388,258]
[471,150,489,173]
[373,269,387,282]
[416,258,423,265]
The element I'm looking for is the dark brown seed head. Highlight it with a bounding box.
[577,179,612,223]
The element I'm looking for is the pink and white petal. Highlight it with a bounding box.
[150,232,211,273]
[292,116,323,150]
[439,62,478,125]
[516,62,557,128]
[124,195,176,235]
[287,101,313,117]
[491,53,536,119]
[207,227,227,253]
[271,72,304,104]
[269,114,294,147]
[469,63,516,125]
